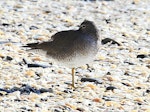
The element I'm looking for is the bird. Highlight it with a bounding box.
[23,20,99,88]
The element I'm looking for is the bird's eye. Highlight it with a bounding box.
[81,24,86,29]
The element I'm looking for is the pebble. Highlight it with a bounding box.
[81,78,103,84]
[92,98,103,103]
[5,56,13,61]
[25,70,36,77]
[105,86,117,91]
[101,38,121,46]
[137,54,148,59]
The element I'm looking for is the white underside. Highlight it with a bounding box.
[54,52,96,68]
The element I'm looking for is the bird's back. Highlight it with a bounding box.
[46,30,97,61]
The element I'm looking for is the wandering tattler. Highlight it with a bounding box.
[23,20,99,88]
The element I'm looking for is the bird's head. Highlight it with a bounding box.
[79,20,98,37]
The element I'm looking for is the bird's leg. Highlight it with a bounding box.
[71,68,75,88]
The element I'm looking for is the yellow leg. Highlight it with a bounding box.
[71,68,75,88]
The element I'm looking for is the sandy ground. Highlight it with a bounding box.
[0,0,150,112]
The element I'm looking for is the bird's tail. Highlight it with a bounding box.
[23,42,48,55]
[23,43,39,49]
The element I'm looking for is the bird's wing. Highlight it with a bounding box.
[22,31,65,50]
[49,30,77,48]
[46,30,78,57]
[23,30,78,57]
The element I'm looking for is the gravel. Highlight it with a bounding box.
[0,0,150,112]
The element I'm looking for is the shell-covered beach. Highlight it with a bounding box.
[0,0,150,111]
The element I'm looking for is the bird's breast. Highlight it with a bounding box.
[50,35,98,68]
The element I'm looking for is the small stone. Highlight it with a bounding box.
[35,104,41,107]
[29,26,39,30]
[146,31,150,35]
[57,69,63,74]
[111,64,117,69]
[137,54,148,59]
[76,107,85,112]
[5,42,12,46]
[146,65,150,69]
[0,53,5,58]
[146,89,150,93]
[124,61,134,65]
[101,38,120,46]
[122,82,132,87]
[25,70,35,77]
[43,10,51,14]
[35,37,45,41]
[103,76,116,81]
[2,23,10,27]
[105,101,114,107]
[64,89,72,93]
[0,30,4,35]
[28,93,39,101]
[0,91,7,96]
[81,78,102,84]
[32,57,42,61]
[39,88,53,93]
[103,18,111,24]
[102,96,112,101]
[106,72,111,75]
[27,64,49,68]
[106,86,117,91]
[6,56,13,61]
[122,32,139,39]
[65,103,76,110]
[132,0,140,4]
[98,55,106,60]
[14,4,23,8]
[87,84,97,89]
[40,98,48,102]
[92,98,102,103]
[134,97,144,103]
